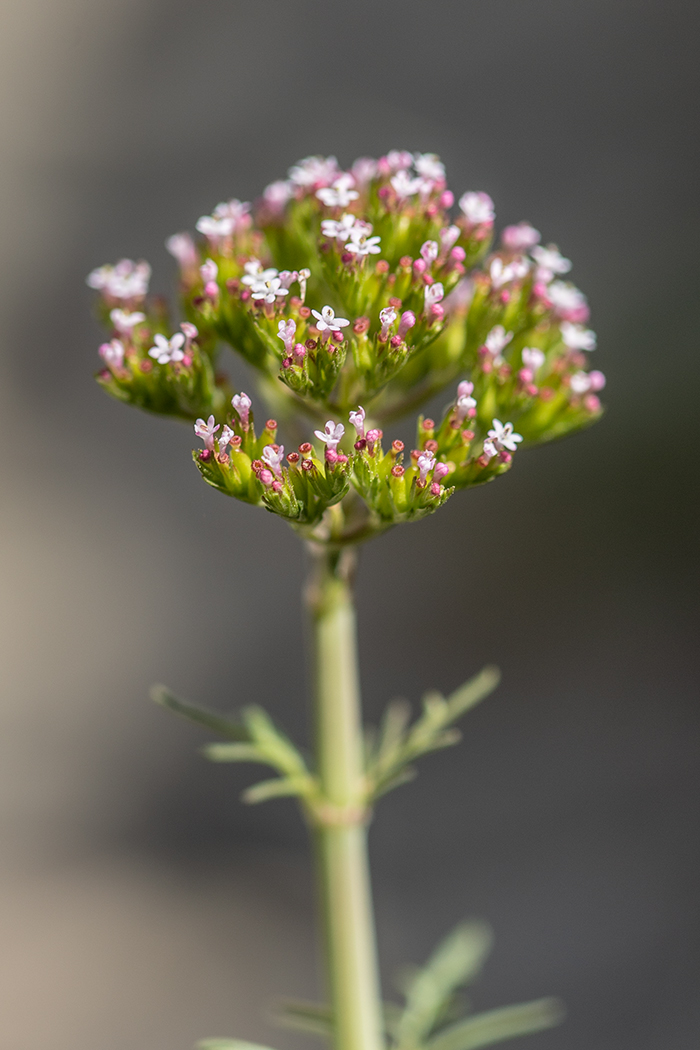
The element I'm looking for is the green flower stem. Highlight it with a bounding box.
[306,544,385,1050]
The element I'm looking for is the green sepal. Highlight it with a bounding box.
[150,684,249,741]
[423,999,565,1050]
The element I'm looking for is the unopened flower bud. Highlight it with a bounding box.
[398,311,416,339]
[231,392,252,427]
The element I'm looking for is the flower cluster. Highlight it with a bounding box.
[89,151,604,543]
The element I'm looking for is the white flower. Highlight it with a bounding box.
[212,198,251,228]
[501,222,541,251]
[548,281,588,315]
[231,392,252,426]
[521,347,546,373]
[262,444,285,477]
[165,232,197,267]
[531,243,572,277]
[420,240,439,265]
[456,392,476,422]
[379,307,397,340]
[416,450,436,484]
[391,169,424,198]
[251,276,289,303]
[277,318,297,354]
[99,339,124,369]
[459,191,495,224]
[87,259,151,299]
[110,309,145,333]
[314,420,345,451]
[351,157,378,185]
[241,260,278,286]
[321,213,359,242]
[344,227,381,256]
[484,325,514,361]
[560,321,597,351]
[311,306,350,333]
[196,214,235,238]
[288,155,339,187]
[316,174,359,208]
[349,406,366,439]
[218,425,235,453]
[263,180,293,208]
[487,419,523,453]
[490,256,530,288]
[297,267,311,302]
[194,414,220,451]
[413,153,445,181]
[148,332,186,365]
[200,259,219,284]
[424,283,445,308]
[440,225,461,252]
[385,150,413,172]
[569,371,592,395]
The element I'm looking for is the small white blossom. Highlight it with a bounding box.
[87,259,151,300]
[413,153,445,181]
[379,307,397,340]
[459,191,495,224]
[344,227,381,256]
[165,232,197,267]
[194,414,220,451]
[531,243,571,278]
[218,425,235,453]
[251,276,289,303]
[484,325,514,357]
[200,259,218,284]
[501,222,541,251]
[231,392,252,426]
[263,180,293,208]
[487,419,523,453]
[212,198,251,228]
[241,260,278,286]
[420,240,439,265]
[424,283,445,308]
[521,347,546,373]
[349,406,366,439]
[391,169,424,198]
[277,318,297,354]
[196,214,235,238]
[416,450,436,485]
[569,371,591,395]
[262,444,285,476]
[110,309,145,333]
[548,281,588,317]
[385,150,413,172]
[99,339,124,369]
[440,225,461,252]
[490,256,530,288]
[288,155,339,188]
[560,321,597,351]
[148,332,186,365]
[316,174,359,208]
[314,420,345,451]
[311,306,350,333]
[351,157,378,185]
[321,213,359,242]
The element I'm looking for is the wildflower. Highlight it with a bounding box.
[379,307,397,341]
[501,222,541,251]
[440,225,461,252]
[311,306,350,334]
[531,243,571,279]
[181,321,198,341]
[316,174,359,208]
[196,214,235,239]
[263,180,293,212]
[424,283,445,308]
[490,256,530,288]
[288,155,339,188]
[241,260,278,286]
[218,425,235,453]
[251,276,289,303]
[148,332,186,364]
[345,227,381,256]
[521,347,545,373]
[314,420,345,451]
[413,153,445,181]
[570,370,606,395]
[398,311,416,340]
[99,339,124,369]
[416,450,436,485]
[391,170,424,198]
[262,444,285,476]
[297,268,311,302]
[277,318,297,354]
[433,462,451,483]
[459,192,495,225]
[165,232,198,268]
[110,309,145,333]
[383,150,413,173]
[560,321,597,351]
[420,240,439,266]
[351,157,378,185]
[349,406,366,439]
[484,419,523,458]
[87,259,151,299]
[194,414,220,450]
[231,392,252,427]
[200,259,219,284]
[212,199,251,230]
[548,281,589,322]
[484,325,514,356]
[321,213,358,242]
[455,380,476,422]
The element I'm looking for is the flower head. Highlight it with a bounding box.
[345,226,381,256]
[316,174,359,208]
[196,214,235,239]
[351,157,378,185]
[548,281,589,322]
[485,419,523,457]
[459,191,495,225]
[531,243,572,281]
[420,240,439,266]
[148,332,186,364]
[241,260,278,287]
[212,198,251,230]
[87,259,151,300]
[321,213,359,242]
[99,339,124,369]
[251,276,289,303]
[440,225,461,252]
[314,420,345,451]
[413,153,445,181]
[165,232,198,268]
[560,321,597,351]
[231,392,252,427]
[311,306,350,333]
[490,256,530,288]
[110,309,145,333]
[289,155,339,188]
[391,170,424,199]
[483,324,514,363]
[194,414,220,450]
[501,222,541,251]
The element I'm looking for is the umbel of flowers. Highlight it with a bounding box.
[89,150,603,543]
[88,152,603,1050]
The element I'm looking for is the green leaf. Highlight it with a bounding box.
[445,667,500,719]
[274,999,333,1037]
[424,998,565,1050]
[396,922,494,1047]
[242,776,311,804]
[198,1041,281,1050]
[202,743,264,763]
[151,684,249,741]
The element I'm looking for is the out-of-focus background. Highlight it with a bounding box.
[0,2,698,1048]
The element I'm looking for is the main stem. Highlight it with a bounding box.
[306,544,385,1050]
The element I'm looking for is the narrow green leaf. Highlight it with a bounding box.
[397,922,494,1046]
[242,776,310,804]
[274,999,333,1037]
[241,705,309,777]
[202,743,264,763]
[377,699,412,760]
[424,998,564,1050]
[151,684,249,741]
[371,766,417,799]
[445,667,500,719]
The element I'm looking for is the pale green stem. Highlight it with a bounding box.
[306,545,385,1050]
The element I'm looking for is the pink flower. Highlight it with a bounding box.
[349,406,366,439]
[231,392,252,427]
[288,155,339,188]
[416,450,435,485]
[194,414,220,451]
[99,339,124,369]
[459,192,495,225]
[548,281,590,323]
[314,420,345,451]
[398,311,416,340]
[165,232,198,270]
[521,347,545,373]
[420,240,439,266]
[484,325,513,357]
[262,444,285,477]
[485,419,523,456]
[424,283,445,309]
[379,307,397,341]
[218,425,235,453]
[501,222,541,251]
[440,225,461,252]
[110,309,145,334]
[277,318,297,354]
[148,332,186,365]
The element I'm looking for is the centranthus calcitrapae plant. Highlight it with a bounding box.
[88,151,604,1050]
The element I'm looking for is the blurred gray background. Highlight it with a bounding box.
[0,2,698,1048]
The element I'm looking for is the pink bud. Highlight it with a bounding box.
[258,468,274,486]
[429,303,444,323]
[413,258,427,275]
[433,462,450,482]
[430,482,442,496]
[588,370,606,391]
[584,394,601,412]
[450,246,466,262]
[440,191,454,208]
[398,311,416,339]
